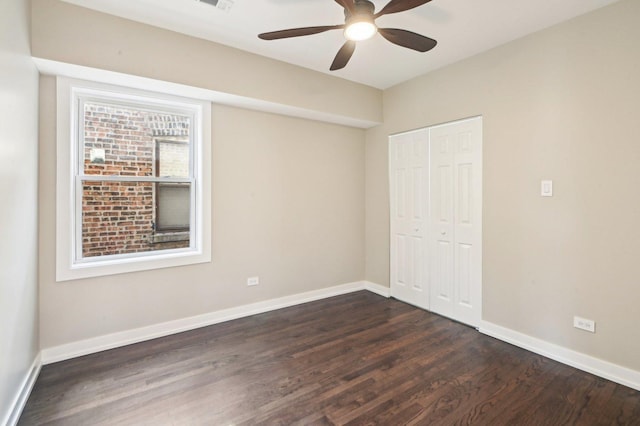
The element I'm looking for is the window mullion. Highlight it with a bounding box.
[78,175,192,184]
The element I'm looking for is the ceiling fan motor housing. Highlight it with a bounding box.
[345,0,375,19]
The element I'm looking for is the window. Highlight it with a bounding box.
[56,78,211,281]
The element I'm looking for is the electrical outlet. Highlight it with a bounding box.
[574,316,595,333]
[247,276,259,286]
[216,0,234,11]
[198,0,234,11]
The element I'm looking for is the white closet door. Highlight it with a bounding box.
[429,118,482,327]
[389,130,429,310]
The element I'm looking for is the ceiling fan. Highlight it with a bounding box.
[258,0,437,71]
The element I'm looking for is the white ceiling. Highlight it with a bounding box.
[61,0,619,89]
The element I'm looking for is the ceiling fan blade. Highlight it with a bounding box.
[330,40,356,71]
[378,28,437,52]
[334,0,356,14]
[259,25,344,40]
[375,0,432,18]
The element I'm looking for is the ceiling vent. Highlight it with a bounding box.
[197,0,234,12]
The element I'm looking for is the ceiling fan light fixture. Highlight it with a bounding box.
[259,0,437,71]
[344,18,377,41]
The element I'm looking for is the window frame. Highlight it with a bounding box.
[56,77,212,281]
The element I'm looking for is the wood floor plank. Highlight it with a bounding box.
[19,292,640,425]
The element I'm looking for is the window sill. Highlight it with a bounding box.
[151,231,190,244]
[58,248,210,282]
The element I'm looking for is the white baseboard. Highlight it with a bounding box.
[480,321,640,392]
[3,354,41,426]
[42,280,391,365]
[363,281,391,298]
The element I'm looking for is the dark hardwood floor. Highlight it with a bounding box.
[20,292,640,425]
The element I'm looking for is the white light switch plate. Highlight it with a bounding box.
[541,180,553,197]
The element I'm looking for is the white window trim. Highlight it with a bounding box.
[56,77,212,281]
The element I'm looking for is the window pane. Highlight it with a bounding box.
[156,183,191,231]
[156,140,189,178]
[83,102,190,178]
[82,180,190,258]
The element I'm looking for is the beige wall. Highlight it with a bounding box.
[365,0,640,371]
[39,76,365,348]
[0,0,40,422]
[31,0,382,126]
[364,125,391,287]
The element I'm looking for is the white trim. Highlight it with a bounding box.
[42,281,389,364]
[480,321,640,392]
[363,281,391,298]
[3,354,42,426]
[34,58,380,130]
